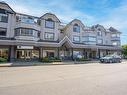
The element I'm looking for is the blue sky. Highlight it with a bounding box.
[3,0,127,45]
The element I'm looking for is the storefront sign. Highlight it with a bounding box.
[17,46,34,49]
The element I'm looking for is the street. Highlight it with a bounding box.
[0,61,127,95]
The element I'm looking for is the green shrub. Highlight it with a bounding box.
[41,57,61,63]
[41,57,52,63]
[75,58,90,61]
[0,57,7,63]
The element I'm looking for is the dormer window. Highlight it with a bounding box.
[73,24,80,32]
[45,18,54,29]
[97,31,102,36]
[0,28,6,36]
[0,9,8,23]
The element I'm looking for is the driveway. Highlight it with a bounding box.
[0,61,127,95]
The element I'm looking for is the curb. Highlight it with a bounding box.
[0,63,12,67]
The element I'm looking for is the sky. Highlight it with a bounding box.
[2,0,127,45]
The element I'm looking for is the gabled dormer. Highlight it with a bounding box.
[39,13,61,41]
[0,1,15,38]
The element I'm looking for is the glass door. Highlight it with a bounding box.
[25,50,31,59]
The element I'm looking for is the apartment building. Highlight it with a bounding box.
[0,2,121,62]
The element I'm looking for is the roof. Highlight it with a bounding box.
[40,12,61,22]
[0,1,15,13]
[109,27,121,33]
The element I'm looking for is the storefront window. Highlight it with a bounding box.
[0,49,8,59]
[16,50,39,59]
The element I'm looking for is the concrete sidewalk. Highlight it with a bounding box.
[0,60,99,67]
[0,63,12,67]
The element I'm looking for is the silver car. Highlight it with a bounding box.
[100,55,122,63]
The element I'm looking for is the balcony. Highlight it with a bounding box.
[15,22,41,31]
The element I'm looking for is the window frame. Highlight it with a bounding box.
[73,24,80,32]
[82,36,96,45]
[73,36,80,42]
[15,28,39,37]
[97,31,102,36]
[0,13,8,23]
[45,18,55,29]
[97,39,103,44]
[0,27,7,36]
[44,32,55,40]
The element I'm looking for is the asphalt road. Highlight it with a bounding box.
[0,61,127,95]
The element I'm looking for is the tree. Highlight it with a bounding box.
[122,45,127,58]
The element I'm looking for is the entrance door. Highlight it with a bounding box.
[25,50,31,59]
[16,50,39,61]
[16,50,31,60]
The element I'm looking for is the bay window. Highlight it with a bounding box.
[15,28,39,37]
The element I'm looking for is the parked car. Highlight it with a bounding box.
[100,54,122,63]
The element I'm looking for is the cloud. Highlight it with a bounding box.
[98,4,127,30]
[2,0,127,44]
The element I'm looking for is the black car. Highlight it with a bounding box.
[100,55,122,63]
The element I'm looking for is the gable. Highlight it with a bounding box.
[0,2,15,13]
[40,13,60,22]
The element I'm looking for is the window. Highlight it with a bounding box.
[73,36,80,42]
[45,32,54,40]
[21,29,33,36]
[97,39,103,44]
[73,51,82,58]
[16,15,39,24]
[112,42,117,46]
[45,18,54,29]
[97,31,102,36]
[82,36,96,42]
[15,28,34,36]
[112,41,120,46]
[73,24,80,32]
[82,36,96,45]
[0,48,8,59]
[0,13,8,23]
[0,28,6,36]
[111,33,120,38]
[85,42,96,45]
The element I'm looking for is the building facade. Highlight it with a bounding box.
[0,2,121,62]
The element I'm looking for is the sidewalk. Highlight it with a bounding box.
[0,60,99,67]
[0,63,12,67]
